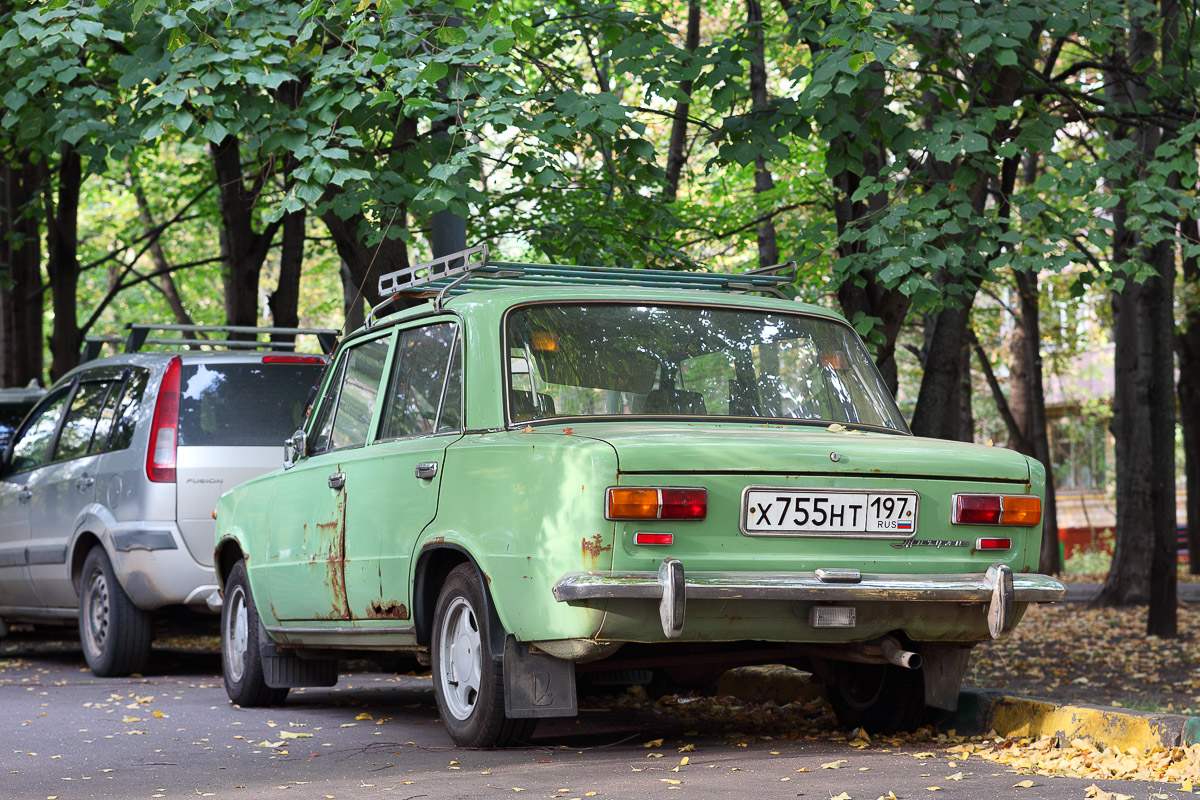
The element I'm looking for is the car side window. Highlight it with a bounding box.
[107,369,150,452]
[8,389,71,473]
[54,379,120,462]
[310,337,390,454]
[379,323,459,440]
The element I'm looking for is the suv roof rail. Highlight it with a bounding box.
[81,324,339,362]
[368,244,798,326]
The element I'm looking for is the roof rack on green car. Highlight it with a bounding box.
[367,243,798,327]
[81,323,339,362]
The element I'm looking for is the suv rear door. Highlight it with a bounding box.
[174,356,326,571]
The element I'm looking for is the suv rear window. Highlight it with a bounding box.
[178,362,322,447]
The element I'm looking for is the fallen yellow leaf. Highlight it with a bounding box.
[1013,780,1035,788]
[643,739,663,748]
[822,759,848,769]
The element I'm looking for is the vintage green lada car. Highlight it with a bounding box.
[214,246,1065,746]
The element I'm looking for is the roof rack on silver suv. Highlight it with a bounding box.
[367,243,797,327]
[82,323,339,363]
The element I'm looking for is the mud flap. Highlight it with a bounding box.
[920,644,971,711]
[503,635,577,718]
[260,626,338,689]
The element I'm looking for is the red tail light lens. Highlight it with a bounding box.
[634,532,675,546]
[146,357,181,483]
[976,537,1012,550]
[607,488,707,520]
[953,494,1042,526]
[954,495,1002,524]
[661,488,707,520]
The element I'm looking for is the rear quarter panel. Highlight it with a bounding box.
[215,472,280,625]
[423,430,618,641]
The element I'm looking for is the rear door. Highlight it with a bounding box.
[174,357,326,570]
[344,321,462,622]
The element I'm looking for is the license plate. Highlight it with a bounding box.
[741,487,919,537]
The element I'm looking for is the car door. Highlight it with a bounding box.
[264,333,393,621]
[0,388,71,610]
[343,321,462,622]
[26,372,125,610]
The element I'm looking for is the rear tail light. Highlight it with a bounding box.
[606,487,707,520]
[634,532,675,546]
[146,356,181,483]
[262,355,326,364]
[953,494,1041,526]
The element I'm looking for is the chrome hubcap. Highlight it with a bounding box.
[83,568,109,654]
[438,596,481,721]
[224,585,249,684]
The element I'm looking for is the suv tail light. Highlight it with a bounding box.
[146,356,181,482]
[952,494,1041,526]
[606,487,707,520]
[262,355,326,364]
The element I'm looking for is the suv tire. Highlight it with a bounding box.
[79,547,152,677]
[221,559,289,707]
[431,563,534,748]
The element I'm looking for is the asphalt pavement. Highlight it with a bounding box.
[1062,581,1200,603]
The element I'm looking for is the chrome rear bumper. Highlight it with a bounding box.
[552,560,1066,639]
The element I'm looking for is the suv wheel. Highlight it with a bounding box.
[221,559,288,707]
[826,661,928,734]
[79,548,152,677]
[431,563,534,747]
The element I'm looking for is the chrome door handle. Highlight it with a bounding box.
[328,471,346,490]
[414,461,438,480]
[76,475,94,491]
[17,487,32,503]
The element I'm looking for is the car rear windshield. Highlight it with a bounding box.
[178,361,322,447]
[505,303,909,432]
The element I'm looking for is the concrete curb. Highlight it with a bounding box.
[718,667,1200,751]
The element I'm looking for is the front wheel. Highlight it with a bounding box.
[79,547,152,677]
[431,563,534,747]
[826,662,928,734]
[221,559,288,707]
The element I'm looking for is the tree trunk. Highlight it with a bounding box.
[0,158,44,387]
[45,144,83,381]
[209,135,280,331]
[268,208,305,347]
[746,0,779,268]
[341,261,365,333]
[1180,211,1200,575]
[663,0,700,201]
[910,295,979,441]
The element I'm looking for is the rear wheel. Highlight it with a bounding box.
[222,559,288,707]
[431,563,534,747]
[79,547,152,677]
[826,662,928,734]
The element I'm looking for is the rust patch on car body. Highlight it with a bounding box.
[318,489,350,619]
[423,536,445,548]
[366,600,409,620]
[581,533,612,569]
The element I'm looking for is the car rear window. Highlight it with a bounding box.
[177,362,322,447]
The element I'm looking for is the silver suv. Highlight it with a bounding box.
[0,325,333,676]
[0,382,46,451]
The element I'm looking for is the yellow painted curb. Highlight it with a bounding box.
[989,696,1193,751]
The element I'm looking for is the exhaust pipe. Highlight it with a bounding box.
[881,636,921,670]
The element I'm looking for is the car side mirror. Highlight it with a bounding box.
[283,429,306,470]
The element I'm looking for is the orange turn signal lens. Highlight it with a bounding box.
[1001,495,1041,526]
[607,488,661,520]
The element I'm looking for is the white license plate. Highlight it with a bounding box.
[741,488,919,537]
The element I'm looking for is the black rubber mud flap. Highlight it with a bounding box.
[260,626,338,689]
[502,635,578,719]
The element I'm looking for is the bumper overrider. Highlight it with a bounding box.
[552,559,1067,640]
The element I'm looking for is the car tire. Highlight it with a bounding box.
[431,563,534,748]
[221,559,289,707]
[826,661,928,734]
[78,547,152,678]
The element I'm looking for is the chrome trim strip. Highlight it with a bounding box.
[264,624,416,635]
[553,569,1067,604]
